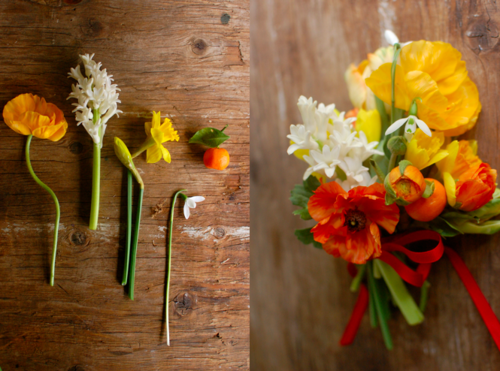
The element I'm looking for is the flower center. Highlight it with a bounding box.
[344,209,367,233]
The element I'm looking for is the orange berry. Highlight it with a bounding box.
[405,179,446,222]
[203,148,230,170]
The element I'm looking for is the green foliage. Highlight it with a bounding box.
[294,228,322,249]
[290,176,321,220]
[188,125,229,148]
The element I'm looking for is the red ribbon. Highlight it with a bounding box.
[340,230,500,350]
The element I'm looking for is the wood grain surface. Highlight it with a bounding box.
[251,0,500,370]
[0,1,249,370]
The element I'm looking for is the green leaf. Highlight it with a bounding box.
[427,217,462,238]
[398,160,413,175]
[189,126,229,148]
[375,95,390,135]
[294,228,322,248]
[422,179,435,199]
[290,176,321,220]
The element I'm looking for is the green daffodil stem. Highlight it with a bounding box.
[25,134,60,286]
[89,142,101,230]
[128,185,144,300]
[390,43,402,125]
[165,189,187,346]
[131,137,155,158]
[121,170,133,286]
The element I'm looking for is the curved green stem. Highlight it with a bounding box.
[25,135,60,286]
[128,187,144,300]
[89,142,101,230]
[165,189,186,346]
[122,170,133,285]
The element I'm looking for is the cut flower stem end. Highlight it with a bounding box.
[25,135,60,286]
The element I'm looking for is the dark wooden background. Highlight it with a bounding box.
[0,1,249,370]
[251,0,500,370]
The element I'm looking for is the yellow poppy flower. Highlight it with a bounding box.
[366,41,481,136]
[3,93,68,141]
[144,111,179,163]
[354,109,381,143]
[345,46,394,111]
[405,128,448,170]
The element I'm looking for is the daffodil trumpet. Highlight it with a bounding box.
[25,135,61,286]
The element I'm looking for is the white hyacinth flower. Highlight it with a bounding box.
[68,54,122,146]
[385,115,432,142]
[288,95,383,187]
[183,196,205,219]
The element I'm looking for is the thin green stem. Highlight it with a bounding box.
[89,142,101,230]
[419,281,431,313]
[390,44,402,125]
[388,152,397,172]
[128,187,144,300]
[122,170,133,286]
[25,135,60,286]
[165,189,187,346]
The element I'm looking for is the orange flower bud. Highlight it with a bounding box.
[456,163,497,212]
[387,162,426,204]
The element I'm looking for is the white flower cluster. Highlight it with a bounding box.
[287,96,383,190]
[68,54,122,145]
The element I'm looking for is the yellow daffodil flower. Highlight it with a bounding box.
[366,41,481,136]
[133,111,179,163]
[3,93,68,141]
[405,128,448,170]
[354,109,381,143]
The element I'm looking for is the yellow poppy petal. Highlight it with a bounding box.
[443,172,457,207]
[404,71,448,112]
[33,121,67,140]
[365,63,412,111]
[437,60,468,96]
[146,144,163,163]
[20,111,51,132]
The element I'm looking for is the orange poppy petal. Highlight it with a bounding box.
[308,181,346,223]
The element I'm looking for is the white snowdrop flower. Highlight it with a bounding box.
[68,54,122,146]
[385,115,431,142]
[384,30,412,47]
[183,196,205,220]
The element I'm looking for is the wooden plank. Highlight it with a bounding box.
[0,0,249,370]
[251,0,500,370]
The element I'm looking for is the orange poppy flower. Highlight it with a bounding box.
[455,163,497,212]
[3,93,68,141]
[308,182,400,264]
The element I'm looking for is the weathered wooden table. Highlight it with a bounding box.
[0,1,249,370]
[251,0,500,370]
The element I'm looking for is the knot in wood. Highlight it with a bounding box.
[214,227,226,239]
[69,142,84,155]
[81,18,103,38]
[221,13,231,25]
[192,39,208,55]
[174,292,194,316]
[70,230,90,249]
[466,18,499,54]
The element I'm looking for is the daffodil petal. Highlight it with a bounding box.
[151,127,165,145]
[146,144,163,163]
[427,149,449,168]
[443,172,457,207]
[161,146,171,163]
[436,140,458,174]
[152,111,161,129]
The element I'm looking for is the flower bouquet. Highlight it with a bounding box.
[288,31,500,349]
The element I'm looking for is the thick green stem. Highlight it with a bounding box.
[128,187,144,300]
[122,170,133,286]
[367,262,393,350]
[25,135,60,286]
[388,152,397,172]
[89,142,101,230]
[165,189,187,346]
